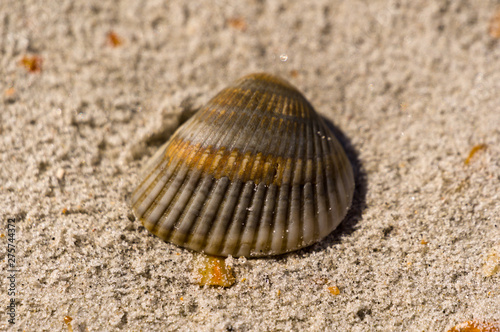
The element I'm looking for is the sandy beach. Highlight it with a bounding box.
[1,0,499,331]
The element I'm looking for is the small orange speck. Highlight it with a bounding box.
[194,256,235,287]
[277,290,281,296]
[107,31,123,47]
[465,144,487,165]
[180,297,184,301]
[240,278,246,282]
[5,87,15,97]
[421,239,428,245]
[290,70,299,78]
[407,261,412,266]
[489,8,500,38]
[447,320,500,332]
[227,17,247,32]
[19,55,43,73]
[62,208,68,215]
[327,286,340,295]
[0,234,5,238]
[64,315,73,332]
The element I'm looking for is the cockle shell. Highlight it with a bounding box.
[130,73,355,257]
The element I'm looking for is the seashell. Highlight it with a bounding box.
[130,73,355,257]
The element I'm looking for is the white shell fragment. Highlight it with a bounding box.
[130,73,355,257]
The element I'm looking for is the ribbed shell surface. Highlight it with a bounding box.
[130,73,355,257]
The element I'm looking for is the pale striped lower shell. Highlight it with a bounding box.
[130,73,355,257]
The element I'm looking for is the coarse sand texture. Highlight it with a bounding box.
[0,1,499,331]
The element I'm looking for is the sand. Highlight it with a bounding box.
[0,0,499,331]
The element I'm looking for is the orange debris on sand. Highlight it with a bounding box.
[489,8,500,39]
[194,256,235,287]
[19,55,42,73]
[420,239,428,245]
[5,87,15,97]
[63,316,73,332]
[327,286,340,295]
[107,31,123,47]
[465,144,487,165]
[227,17,247,32]
[447,320,500,332]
